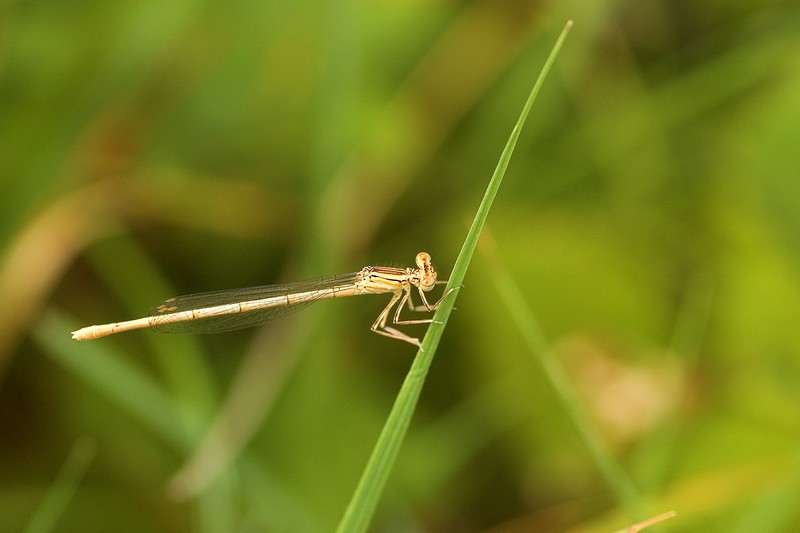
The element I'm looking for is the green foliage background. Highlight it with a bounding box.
[1,1,799,531]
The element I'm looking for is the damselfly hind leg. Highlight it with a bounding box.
[371,290,423,346]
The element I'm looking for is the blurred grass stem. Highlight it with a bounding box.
[24,438,96,533]
[479,231,645,517]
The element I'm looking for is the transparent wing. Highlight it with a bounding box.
[150,272,360,334]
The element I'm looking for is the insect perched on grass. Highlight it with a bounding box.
[72,252,455,346]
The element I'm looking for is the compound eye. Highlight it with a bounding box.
[416,252,437,291]
[416,252,431,269]
[420,276,437,291]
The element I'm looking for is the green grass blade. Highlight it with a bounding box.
[479,236,645,517]
[23,437,96,533]
[34,311,189,450]
[335,21,573,533]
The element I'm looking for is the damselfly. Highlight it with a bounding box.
[71,252,454,346]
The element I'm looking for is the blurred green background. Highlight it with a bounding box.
[2,0,800,531]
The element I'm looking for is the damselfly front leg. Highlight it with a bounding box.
[404,280,454,312]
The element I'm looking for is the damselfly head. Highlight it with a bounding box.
[416,252,437,291]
